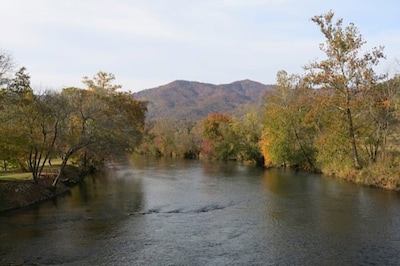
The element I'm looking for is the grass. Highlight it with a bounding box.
[0,172,32,181]
[0,158,64,181]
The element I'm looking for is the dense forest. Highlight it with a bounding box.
[1,11,399,190]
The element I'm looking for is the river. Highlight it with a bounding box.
[1,156,400,265]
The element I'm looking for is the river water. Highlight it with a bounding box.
[1,156,400,265]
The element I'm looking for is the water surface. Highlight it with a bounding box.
[1,156,400,265]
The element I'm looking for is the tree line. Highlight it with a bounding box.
[1,11,399,188]
[139,11,400,188]
[262,11,400,186]
[0,64,147,186]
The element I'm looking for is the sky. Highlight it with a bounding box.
[2,0,400,92]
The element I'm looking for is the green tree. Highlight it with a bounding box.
[2,68,35,172]
[0,88,27,170]
[0,67,60,181]
[260,71,316,169]
[234,105,264,165]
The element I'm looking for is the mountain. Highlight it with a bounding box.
[133,79,274,121]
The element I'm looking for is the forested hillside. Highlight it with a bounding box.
[134,79,273,121]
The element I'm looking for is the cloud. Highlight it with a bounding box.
[1,0,399,92]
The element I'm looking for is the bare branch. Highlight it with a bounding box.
[0,50,15,85]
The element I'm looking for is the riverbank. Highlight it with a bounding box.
[0,165,81,212]
[345,169,400,191]
[0,178,70,212]
[316,161,400,191]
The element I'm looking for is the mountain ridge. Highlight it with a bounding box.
[134,79,274,121]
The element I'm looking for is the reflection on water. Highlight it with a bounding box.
[1,156,400,265]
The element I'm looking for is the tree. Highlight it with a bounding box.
[234,105,264,165]
[304,11,385,169]
[0,68,31,171]
[144,119,201,158]
[200,113,238,160]
[174,120,202,159]
[82,71,121,93]
[260,71,316,169]
[53,72,147,186]
[96,90,147,157]
[55,87,96,181]
[0,67,61,182]
[2,68,36,173]
[0,88,27,170]
[151,119,178,157]
[26,91,65,182]
[0,50,14,86]
[363,75,400,162]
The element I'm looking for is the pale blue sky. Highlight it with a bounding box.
[2,0,399,92]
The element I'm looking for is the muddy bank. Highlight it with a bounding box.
[0,178,70,212]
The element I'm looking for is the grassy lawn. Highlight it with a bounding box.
[0,172,32,181]
[0,159,64,181]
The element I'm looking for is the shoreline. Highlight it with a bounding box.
[0,165,81,212]
[0,178,71,213]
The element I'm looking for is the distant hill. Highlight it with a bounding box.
[134,79,274,121]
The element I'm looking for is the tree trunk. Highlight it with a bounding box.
[346,107,361,169]
[52,145,84,187]
[293,126,315,169]
[52,152,71,187]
